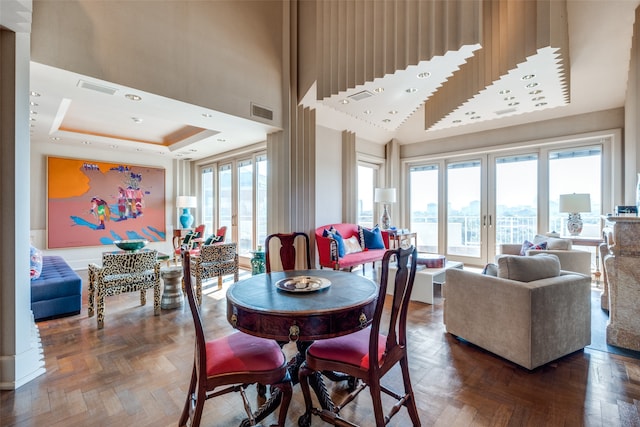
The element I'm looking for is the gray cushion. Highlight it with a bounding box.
[533,234,572,250]
[497,254,561,282]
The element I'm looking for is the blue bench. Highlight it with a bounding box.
[31,256,82,321]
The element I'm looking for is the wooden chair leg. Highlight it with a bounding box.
[218,275,223,289]
[297,362,315,427]
[153,283,161,315]
[179,365,198,427]
[140,289,146,306]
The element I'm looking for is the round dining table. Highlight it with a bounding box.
[226,269,379,426]
[226,269,379,343]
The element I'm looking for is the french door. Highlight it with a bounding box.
[409,151,540,266]
[199,154,267,265]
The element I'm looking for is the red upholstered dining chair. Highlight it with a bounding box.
[174,224,206,261]
[298,245,421,427]
[178,250,292,427]
[265,232,312,272]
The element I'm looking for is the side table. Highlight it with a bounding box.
[160,266,184,309]
[388,231,418,249]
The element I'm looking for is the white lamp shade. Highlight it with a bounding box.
[559,193,591,213]
[176,195,197,208]
[374,188,397,203]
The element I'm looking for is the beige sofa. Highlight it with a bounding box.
[499,235,591,276]
[443,254,591,370]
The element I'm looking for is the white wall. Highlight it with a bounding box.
[315,125,343,227]
[30,143,175,269]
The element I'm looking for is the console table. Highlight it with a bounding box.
[601,215,640,351]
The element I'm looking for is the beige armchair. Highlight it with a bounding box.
[499,235,591,276]
[444,254,591,370]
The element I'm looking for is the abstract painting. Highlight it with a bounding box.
[47,156,166,249]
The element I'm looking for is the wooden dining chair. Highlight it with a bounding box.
[179,250,293,427]
[265,232,312,272]
[298,245,421,427]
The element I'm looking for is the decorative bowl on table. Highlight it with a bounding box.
[113,239,148,251]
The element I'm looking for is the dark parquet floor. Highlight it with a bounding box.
[2,267,640,427]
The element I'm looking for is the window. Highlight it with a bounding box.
[409,164,439,252]
[357,163,378,228]
[549,146,602,238]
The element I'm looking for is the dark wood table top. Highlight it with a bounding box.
[226,269,378,342]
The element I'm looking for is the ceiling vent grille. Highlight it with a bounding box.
[251,103,273,121]
[348,90,374,101]
[77,80,118,95]
[494,107,518,116]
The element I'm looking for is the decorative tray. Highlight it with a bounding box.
[275,276,331,293]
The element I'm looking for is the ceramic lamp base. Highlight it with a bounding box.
[566,213,583,236]
[179,208,194,229]
[380,205,391,230]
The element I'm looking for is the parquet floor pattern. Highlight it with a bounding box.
[2,268,640,427]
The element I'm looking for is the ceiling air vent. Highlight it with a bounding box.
[251,103,273,121]
[348,90,374,101]
[494,107,518,116]
[77,80,118,95]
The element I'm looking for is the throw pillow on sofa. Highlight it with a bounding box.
[323,227,345,258]
[358,225,385,250]
[30,245,43,280]
[343,236,363,255]
[519,240,547,255]
[533,234,572,250]
[497,253,561,282]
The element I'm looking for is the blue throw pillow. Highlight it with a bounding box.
[323,227,345,258]
[363,226,385,249]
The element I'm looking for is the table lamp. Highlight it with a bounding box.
[176,196,197,229]
[374,188,396,230]
[559,193,591,236]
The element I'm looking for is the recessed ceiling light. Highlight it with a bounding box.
[29,117,36,121]
[525,82,539,88]
[217,138,226,142]
[417,72,431,79]
[82,141,92,145]
[373,87,384,93]
[470,116,481,120]
[405,88,417,93]
[531,96,546,101]
[340,99,349,104]
[30,101,38,106]
[363,110,372,114]
[131,117,143,123]
[136,148,142,152]
[189,149,197,152]
[382,119,391,123]
[535,102,548,107]
[202,113,212,118]
[453,119,462,123]
[521,74,536,80]
[109,144,117,149]
[529,90,543,95]
[30,110,37,115]
[50,137,60,141]
[125,94,142,101]
[389,110,398,115]
[499,89,511,95]
[465,111,476,116]
[30,91,40,97]
[508,102,520,107]
[503,96,515,101]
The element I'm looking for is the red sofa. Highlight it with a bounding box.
[315,224,390,273]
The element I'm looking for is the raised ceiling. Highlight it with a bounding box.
[27,0,640,160]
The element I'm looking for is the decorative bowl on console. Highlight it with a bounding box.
[113,239,148,251]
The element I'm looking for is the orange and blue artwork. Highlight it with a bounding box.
[47,157,166,249]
